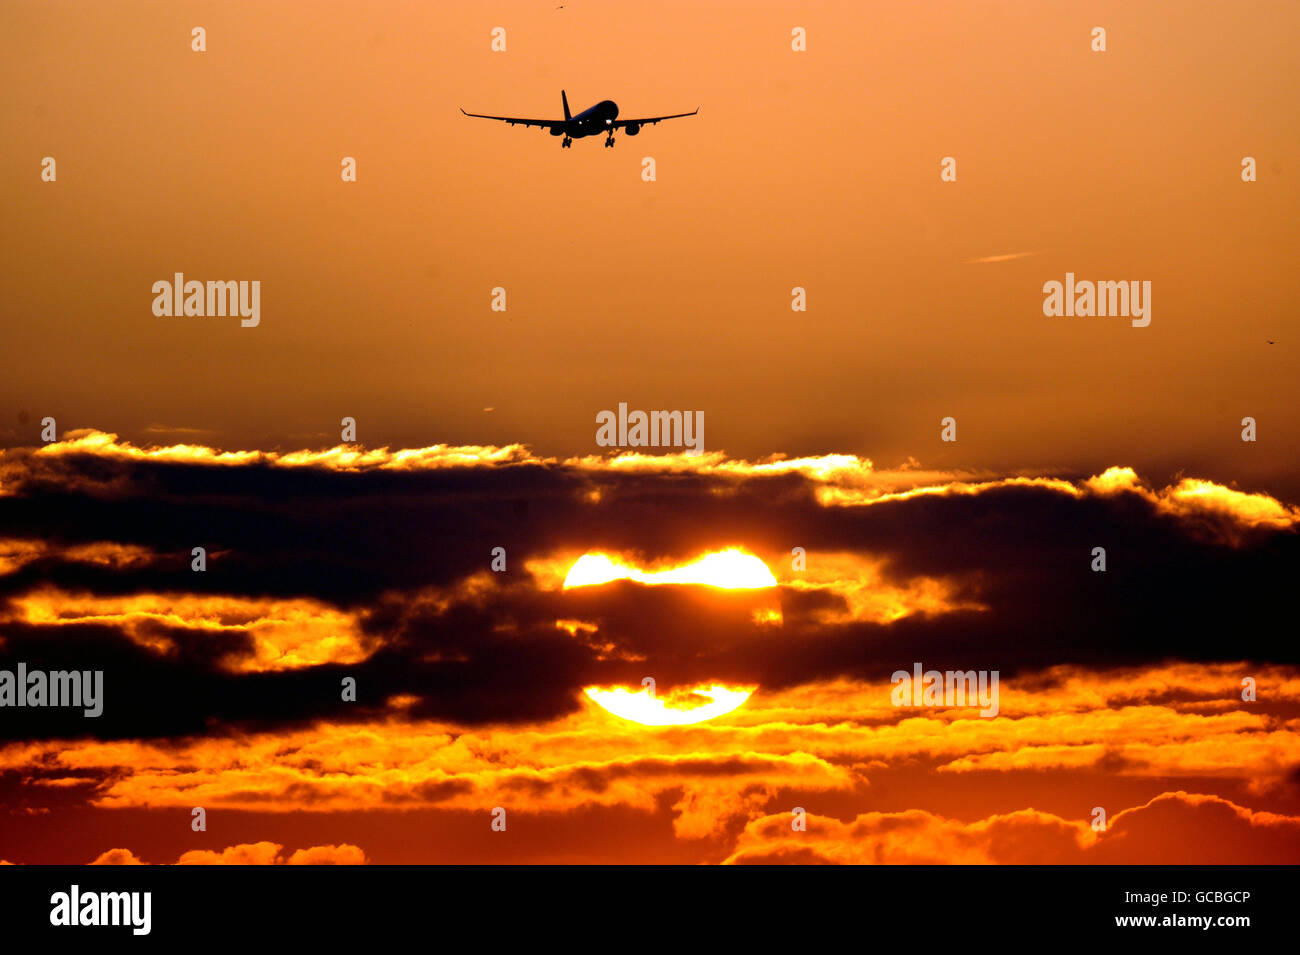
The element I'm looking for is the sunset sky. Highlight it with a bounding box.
[1,1,1298,865]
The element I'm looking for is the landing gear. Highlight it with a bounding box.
[604,135,615,148]
[561,136,572,148]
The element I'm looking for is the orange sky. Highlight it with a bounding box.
[2,1,1298,495]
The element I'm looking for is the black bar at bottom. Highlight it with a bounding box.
[0,864,1280,941]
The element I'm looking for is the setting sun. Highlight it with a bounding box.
[562,548,778,590]
[584,683,755,725]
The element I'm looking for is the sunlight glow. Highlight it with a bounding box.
[584,683,755,725]
[562,548,778,590]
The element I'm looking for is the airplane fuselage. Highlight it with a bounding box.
[563,100,618,137]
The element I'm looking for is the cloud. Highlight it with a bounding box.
[3,663,1295,825]
[723,792,1300,864]
[726,807,1092,864]
[89,848,145,865]
[84,842,368,865]
[285,844,368,865]
[1094,791,1300,863]
[176,842,285,865]
[20,429,540,472]
[0,433,1295,746]
[6,589,372,672]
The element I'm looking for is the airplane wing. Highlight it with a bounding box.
[613,108,699,129]
[459,108,563,131]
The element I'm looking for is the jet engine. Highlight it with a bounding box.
[623,123,641,136]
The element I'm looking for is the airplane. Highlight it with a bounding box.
[461,90,698,148]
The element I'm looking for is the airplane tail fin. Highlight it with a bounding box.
[561,90,571,121]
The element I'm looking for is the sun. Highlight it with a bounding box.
[565,548,777,725]
[563,547,778,590]
[584,683,755,726]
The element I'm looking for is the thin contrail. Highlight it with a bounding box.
[965,251,1043,264]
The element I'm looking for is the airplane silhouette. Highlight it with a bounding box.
[461,90,698,148]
